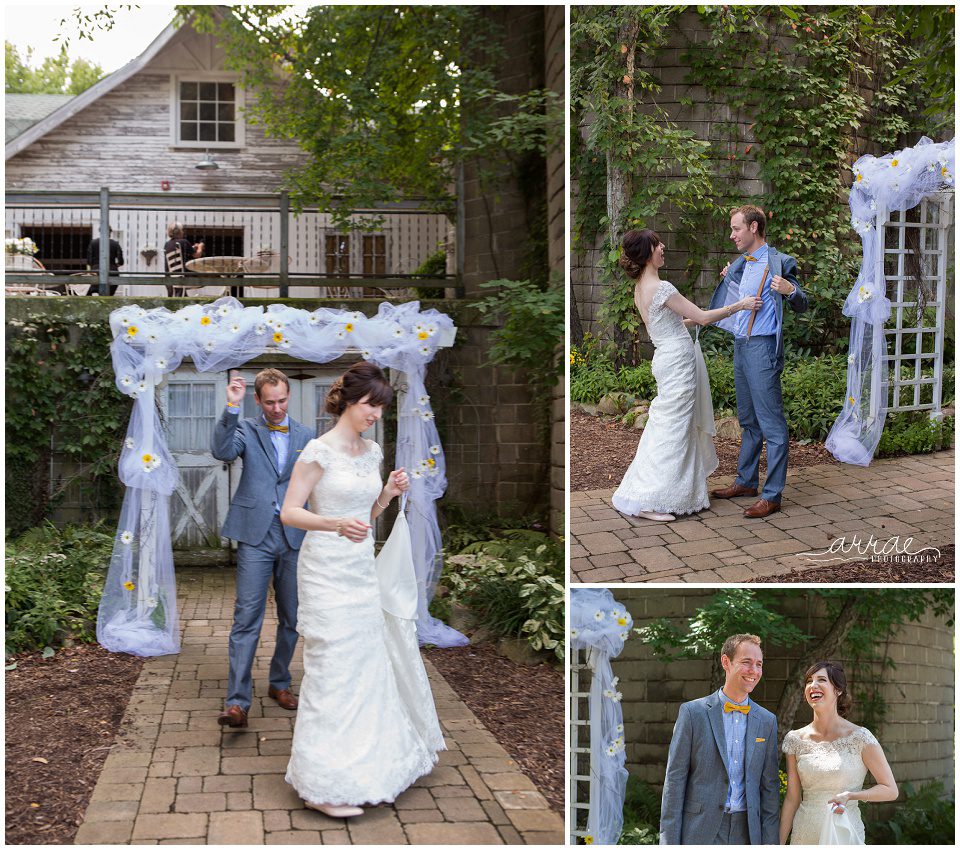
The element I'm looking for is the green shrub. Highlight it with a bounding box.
[618,776,661,844]
[877,412,954,457]
[5,522,114,654]
[441,530,563,660]
[866,781,954,845]
[780,355,848,441]
[572,346,954,447]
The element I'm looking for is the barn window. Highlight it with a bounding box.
[174,78,244,148]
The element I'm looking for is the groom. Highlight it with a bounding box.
[706,205,809,518]
[660,634,779,845]
[212,368,313,728]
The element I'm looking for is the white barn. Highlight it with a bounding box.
[5,12,453,297]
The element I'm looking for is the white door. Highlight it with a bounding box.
[160,373,231,559]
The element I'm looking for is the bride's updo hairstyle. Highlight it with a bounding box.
[324,361,393,416]
[619,229,661,279]
[804,661,851,717]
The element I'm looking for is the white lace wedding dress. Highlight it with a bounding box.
[782,726,879,844]
[285,438,445,806]
[612,280,718,516]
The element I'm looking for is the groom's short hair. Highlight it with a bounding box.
[721,633,762,662]
[731,204,766,238]
[254,368,290,398]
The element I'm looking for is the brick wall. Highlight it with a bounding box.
[606,589,955,797]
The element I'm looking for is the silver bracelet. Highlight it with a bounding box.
[376,495,390,510]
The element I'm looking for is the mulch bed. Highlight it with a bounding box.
[422,643,563,811]
[5,644,144,845]
[749,544,955,583]
[571,409,837,492]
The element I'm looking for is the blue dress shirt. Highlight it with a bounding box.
[734,244,778,339]
[226,405,289,513]
[719,688,749,812]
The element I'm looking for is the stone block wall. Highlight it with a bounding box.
[602,589,955,797]
[545,4,565,536]
[450,5,554,520]
[572,8,889,340]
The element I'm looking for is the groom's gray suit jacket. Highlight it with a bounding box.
[706,246,809,361]
[211,409,313,549]
[659,692,780,845]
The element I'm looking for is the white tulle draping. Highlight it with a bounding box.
[97,297,465,656]
[826,136,955,466]
[571,588,633,846]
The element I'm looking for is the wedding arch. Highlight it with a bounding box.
[570,588,632,846]
[826,136,954,466]
[96,297,467,656]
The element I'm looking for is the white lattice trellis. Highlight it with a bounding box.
[875,190,953,418]
[569,647,591,844]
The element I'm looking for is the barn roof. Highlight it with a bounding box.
[5,94,75,144]
[4,18,180,160]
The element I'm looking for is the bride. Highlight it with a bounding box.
[280,361,444,818]
[611,229,762,521]
[780,662,898,845]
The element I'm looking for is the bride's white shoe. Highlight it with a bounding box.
[305,801,364,818]
[637,511,675,522]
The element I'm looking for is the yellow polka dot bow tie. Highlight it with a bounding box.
[744,254,759,262]
[724,702,750,715]
[266,424,289,433]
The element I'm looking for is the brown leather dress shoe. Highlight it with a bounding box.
[217,704,248,728]
[268,686,298,710]
[743,498,781,519]
[710,483,759,499]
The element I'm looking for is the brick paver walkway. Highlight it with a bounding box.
[571,450,953,583]
[75,568,562,845]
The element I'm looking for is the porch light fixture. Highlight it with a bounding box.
[195,150,219,171]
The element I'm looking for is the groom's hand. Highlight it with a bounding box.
[720,262,731,278]
[771,275,796,296]
[226,372,246,406]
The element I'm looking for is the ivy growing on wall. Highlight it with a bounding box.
[6,311,128,535]
[572,5,952,364]
[571,6,716,365]
[686,5,929,356]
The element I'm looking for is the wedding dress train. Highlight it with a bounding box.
[612,280,718,516]
[782,726,878,845]
[285,439,444,806]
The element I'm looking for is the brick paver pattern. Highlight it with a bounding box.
[75,568,562,845]
[571,451,954,583]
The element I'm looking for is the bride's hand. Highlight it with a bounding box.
[384,468,409,498]
[828,791,852,813]
[737,295,763,312]
[338,517,371,542]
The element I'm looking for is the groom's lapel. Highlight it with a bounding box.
[254,422,280,475]
[724,256,747,306]
[767,247,783,279]
[744,698,758,774]
[707,693,731,777]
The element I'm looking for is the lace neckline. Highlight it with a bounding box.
[315,438,373,460]
[792,726,862,747]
